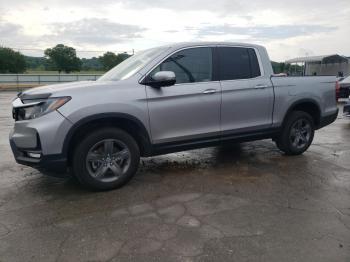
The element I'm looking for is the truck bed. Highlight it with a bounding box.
[270,76,338,126]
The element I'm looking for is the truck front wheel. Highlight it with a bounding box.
[72,127,140,191]
[276,111,315,155]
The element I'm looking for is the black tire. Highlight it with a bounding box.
[276,111,315,155]
[72,127,140,191]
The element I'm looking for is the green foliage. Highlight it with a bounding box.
[44,44,82,73]
[81,57,103,71]
[271,61,288,74]
[0,47,26,73]
[24,53,128,73]
[98,52,131,71]
[24,56,47,71]
[271,61,304,75]
[1,45,132,74]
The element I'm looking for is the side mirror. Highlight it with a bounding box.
[143,71,176,88]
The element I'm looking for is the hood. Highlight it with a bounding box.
[19,81,115,100]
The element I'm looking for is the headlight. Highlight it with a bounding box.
[15,97,71,120]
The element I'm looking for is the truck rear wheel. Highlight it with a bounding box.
[276,111,315,155]
[72,127,140,191]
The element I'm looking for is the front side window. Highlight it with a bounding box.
[218,47,261,81]
[150,47,213,84]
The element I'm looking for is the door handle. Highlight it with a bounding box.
[203,89,217,94]
[254,84,268,89]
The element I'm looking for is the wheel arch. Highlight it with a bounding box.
[62,113,153,165]
[283,99,321,128]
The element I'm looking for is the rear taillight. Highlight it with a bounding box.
[335,81,340,101]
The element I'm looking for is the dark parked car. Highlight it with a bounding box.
[344,101,350,117]
[338,76,350,99]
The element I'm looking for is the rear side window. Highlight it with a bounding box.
[151,47,212,84]
[218,47,261,81]
[248,49,261,78]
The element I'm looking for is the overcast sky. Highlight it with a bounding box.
[0,0,349,61]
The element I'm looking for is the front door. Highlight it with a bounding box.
[145,47,221,144]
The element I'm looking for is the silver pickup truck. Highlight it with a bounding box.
[10,42,339,190]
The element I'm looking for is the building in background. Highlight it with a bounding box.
[285,54,350,77]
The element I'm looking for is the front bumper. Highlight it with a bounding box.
[9,138,67,174]
[9,110,72,175]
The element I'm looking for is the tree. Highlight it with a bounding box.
[81,57,103,71]
[0,47,26,73]
[24,56,46,71]
[98,52,131,71]
[271,61,286,74]
[44,44,81,73]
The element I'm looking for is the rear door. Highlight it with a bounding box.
[218,46,274,136]
[145,47,221,144]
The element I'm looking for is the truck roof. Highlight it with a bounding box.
[160,41,264,50]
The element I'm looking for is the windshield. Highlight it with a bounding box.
[98,47,169,81]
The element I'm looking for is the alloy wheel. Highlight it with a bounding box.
[85,139,131,182]
[289,119,312,149]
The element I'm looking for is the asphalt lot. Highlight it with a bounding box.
[0,91,350,262]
